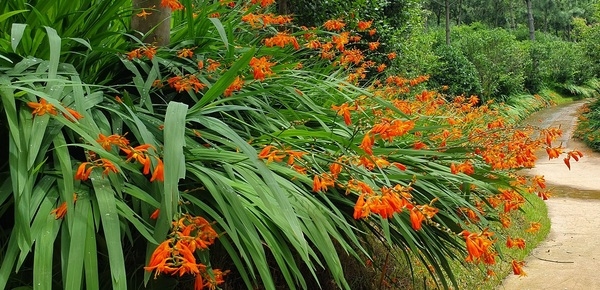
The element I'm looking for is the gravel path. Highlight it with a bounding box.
[500,100,600,290]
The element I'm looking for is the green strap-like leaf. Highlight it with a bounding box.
[162,101,188,224]
[91,171,126,290]
[64,197,91,290]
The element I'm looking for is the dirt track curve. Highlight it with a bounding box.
[500,100,600,290]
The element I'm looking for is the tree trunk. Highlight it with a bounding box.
[456,0,462,25]
[278,0,290,15]
[131,0,171,46]
[526,0,535,41]
[445,0,450,45]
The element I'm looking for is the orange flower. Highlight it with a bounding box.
[150,208,160,220]
[224,76,244,97]
[532,175,546,189]
[121,144,154,174]
[144,239,174,277]
[331,103,356,125]
[461,229,496,265]
[143,46,157,60]
[413,141,427,150]
[323,19,345,31]
[206,59,221,72]
[264,32,300,50]
[359,133,374,155]
[312,174,335,192]
[368,41,380,51]
[50,194,77,219]
[511,260,526,277]
[136,9,152,19]
[284,150,306,165]
[161,0,184,11]
[27,98,58,116]
[150,157,164,182]
[546,146,562,159]
[249,56,275,81]
[250,0,275,7]
[525,222,541,233]
[387,52,397,60]
[329,162,342,178]
[97,133,130,150]
[353,194,369,219]
[506,236,526,249]
[258,145,285,163]
[127,48,143,60]
[409,207,425,230]
[167,75,205,93]
[63,107,84,121]
[177,48,194,58]
[340,49,364,66]
[500,214,511,228]
[75,158,118,181]
[357,20,372,31]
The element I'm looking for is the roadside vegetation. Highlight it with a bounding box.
[0,1,598,290]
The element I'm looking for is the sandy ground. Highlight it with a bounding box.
[500,101,600,290]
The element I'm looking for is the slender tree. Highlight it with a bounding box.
[445,0,451,44]
[526,0,536,41]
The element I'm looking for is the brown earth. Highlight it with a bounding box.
[500,100,600,290]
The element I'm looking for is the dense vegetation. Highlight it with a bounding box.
[0,1,597,290]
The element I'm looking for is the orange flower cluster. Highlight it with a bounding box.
[177,47,195,58]
[75,158,118,180]
[89,134,164,182]
[563,149,583,170]
[27,98,84,121]
[352,183,438,230]
[525,222,541,233]
[50,194,77,219]
[450,160,475,175]
[224,76,245,97]
[312,173,336,192]
[161,0,184,11]
[258,145,307,168]
[127,46,157,60]
[331,102,358,125]
[358,119,415,155]
[506,236,526,249]
[27,98,57,116]
[323,19,346,31]
[249,56,276,81]
[145,215,226,289]
[461,229,497,265]
[264,32,300,50]
[241,13,293,28]
[250,0,275,7]
[168,74,205,93]
[356,20,372,31]
[511,260,526,277]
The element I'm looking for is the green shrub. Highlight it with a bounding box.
[452,25,527,102]
[429,44,482,97]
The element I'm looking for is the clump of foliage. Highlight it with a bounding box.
[429,44,482,97]
[575,99,600,151]
[451,24,527,102]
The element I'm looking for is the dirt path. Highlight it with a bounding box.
[500,100,600,289]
